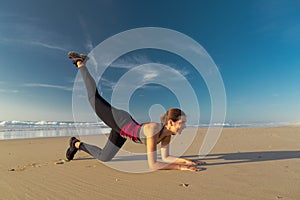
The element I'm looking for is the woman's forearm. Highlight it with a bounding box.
[150,161,180,170]
[150,161,202,171]
[162,155,191,164]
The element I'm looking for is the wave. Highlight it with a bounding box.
[1,120,299,129]
[0,120,111,140]
[189,121,300,128]
[0,120,107,127]
[1,120,299,140]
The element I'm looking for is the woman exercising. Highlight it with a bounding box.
[66,52,205,171]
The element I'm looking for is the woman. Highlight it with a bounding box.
[66,52,205,171]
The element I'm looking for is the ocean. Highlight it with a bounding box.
[0,120,298,140]
[0,121,111,140]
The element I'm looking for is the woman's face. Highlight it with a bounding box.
[170,116,187,135]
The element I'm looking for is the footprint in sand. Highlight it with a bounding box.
[179,183,190,188]
[8,159,67,172]
[54,159,68,165]
[8,165,27,172]
[8,162,48,172]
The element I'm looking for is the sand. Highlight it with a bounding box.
[1,127,300,200]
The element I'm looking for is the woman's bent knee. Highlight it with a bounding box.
[99,156,113,162]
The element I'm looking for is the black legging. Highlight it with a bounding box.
[78,66,136,161]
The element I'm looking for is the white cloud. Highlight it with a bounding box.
[0,37,68,52]
[100,63,191,95]
[78,15,94,51]
[135,64,189,82]
[81,50,192,93]
[100,77,116,88]
[28,41,68,52]
[109,54,190,80]
[0,89,19,93]
[0,14,69,52]
[23,83,72,91]
[143,71,159,81]
[109,54,153,69]
[0,81,19,93]
[97,62,191,93]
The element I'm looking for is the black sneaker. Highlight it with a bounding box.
[66,137,80,160]
[68,52,89,67]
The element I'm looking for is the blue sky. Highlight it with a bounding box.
[0,0,299,125]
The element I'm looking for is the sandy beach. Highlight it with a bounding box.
[1,126,300,200]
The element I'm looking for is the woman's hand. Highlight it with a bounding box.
[179,164,205,172]
[184,159,206,166]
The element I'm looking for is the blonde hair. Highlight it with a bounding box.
[160,108,186,126]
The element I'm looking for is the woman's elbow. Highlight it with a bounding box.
[161,156,168,162]
[148,161,161,170]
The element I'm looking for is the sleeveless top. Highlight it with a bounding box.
[120,120,144,144]
[120,121,163,144]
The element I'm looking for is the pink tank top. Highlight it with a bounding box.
[120,121,143,144]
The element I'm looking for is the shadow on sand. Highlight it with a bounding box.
[182,150,300,166]
[73,150,300,165]
[73,154,148,162]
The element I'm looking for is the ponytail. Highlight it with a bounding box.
[160,108,186,126]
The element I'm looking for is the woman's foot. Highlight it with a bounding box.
[68,52,89,68]
[66,137,80,160]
